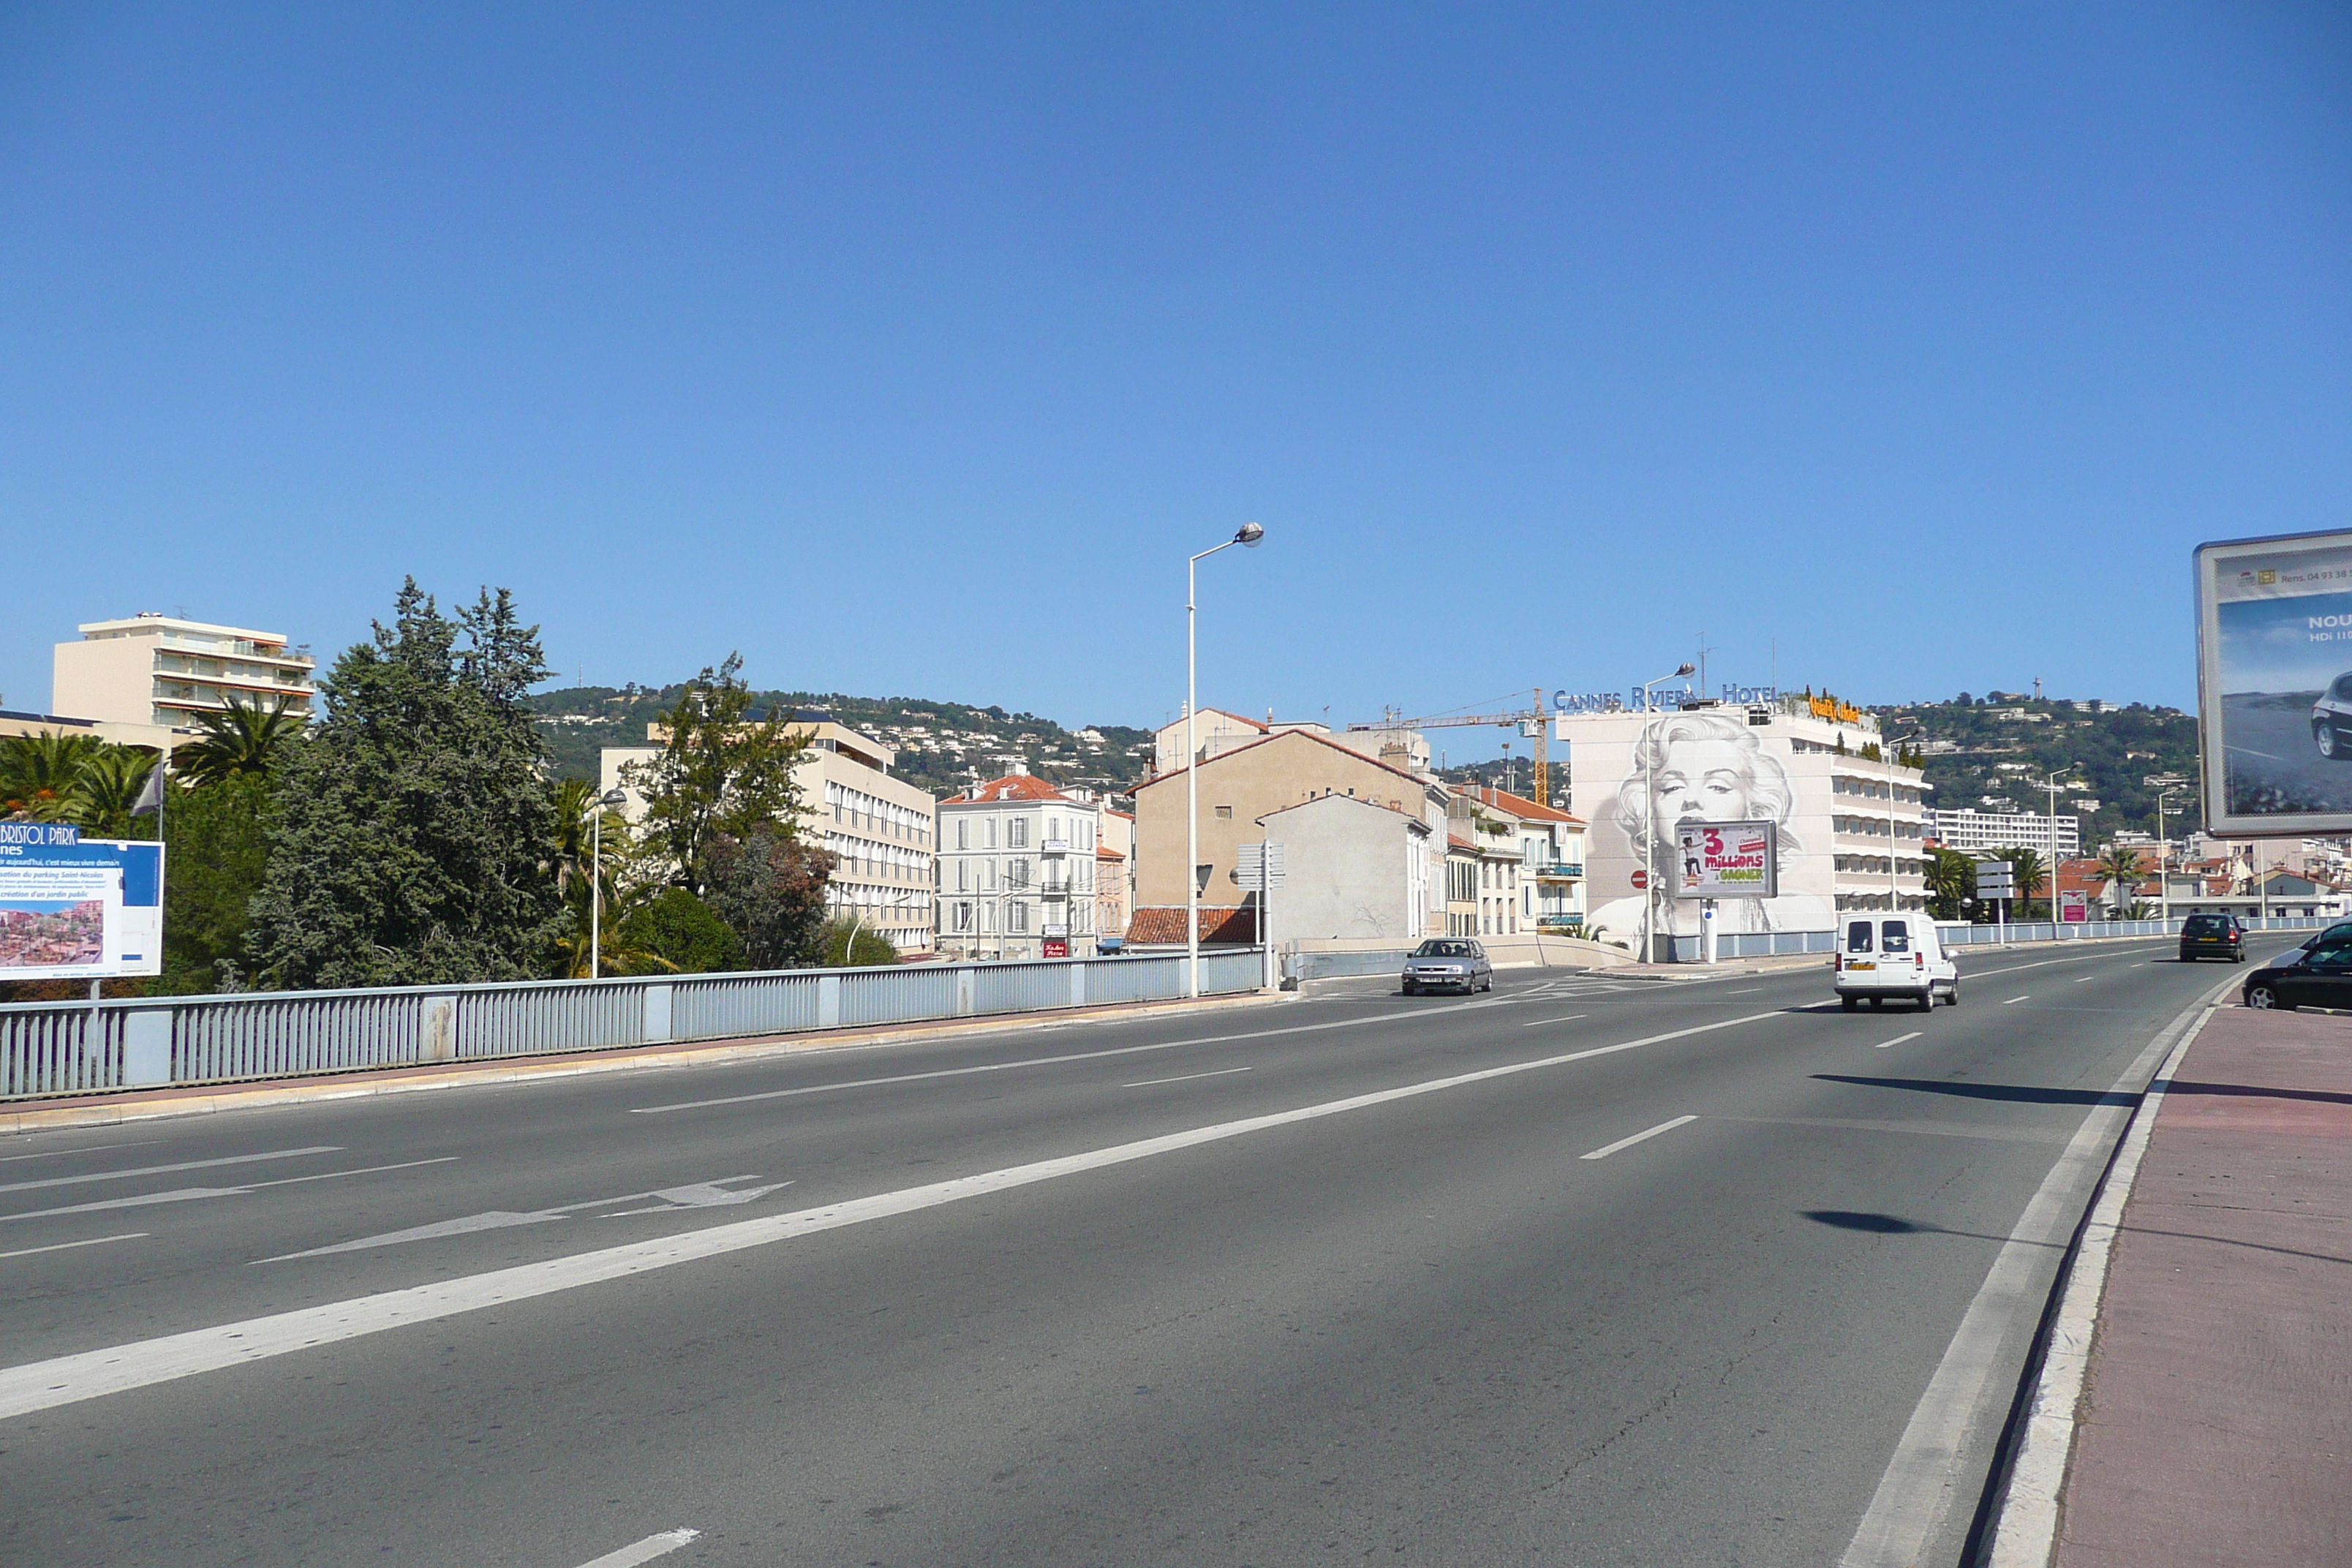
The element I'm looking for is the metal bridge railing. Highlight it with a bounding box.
[0,950,1265,1101]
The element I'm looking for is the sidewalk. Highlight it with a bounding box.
[2040,1003,2352,1566]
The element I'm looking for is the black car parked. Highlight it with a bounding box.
[2244,937,2352,1011]
[2179,913,2246,962]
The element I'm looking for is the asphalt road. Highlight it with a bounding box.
[0,938,2255,1568]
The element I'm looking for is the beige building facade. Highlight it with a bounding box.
[1131,728,1450,943]
[603,718,938,954]
[935,774,1120,960]
[54,615,315,730]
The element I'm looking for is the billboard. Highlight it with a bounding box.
[1673,821,1779,900]
[0,825,164,981]
[2059,890,2089,923]
[2196,528,2352,837]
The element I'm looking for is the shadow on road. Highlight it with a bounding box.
[1812,1073,2140,1108]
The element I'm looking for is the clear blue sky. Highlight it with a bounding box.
[3,5,2345,756]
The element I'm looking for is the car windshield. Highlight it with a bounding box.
[1414,941,1474,959]
[2184,917,2228,934]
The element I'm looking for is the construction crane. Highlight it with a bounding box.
[1349,690,1556,807]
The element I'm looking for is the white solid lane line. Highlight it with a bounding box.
[1519,1014,1588,1027]
[573,1529,700,1568]
[2002,996,2029,1006]
[0,1157,457,1225]
[0,1232,148,1260]
[1580,1115,1699,1161]
[0,1140,159,1164]
[2075,975,2097,982]
[0,1146,342,1196]
[0,1009,1797,1421]
[1124,1066,1253,1088]
[1874,1032,1923,1050]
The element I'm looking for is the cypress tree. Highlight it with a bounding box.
[245,581,568,988]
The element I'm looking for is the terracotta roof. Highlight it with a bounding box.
[1124,905,1257,945]
[1454,784,1583,825]
[1108,808,1134,820]
[1096,845,1125,861]
[941,774,1076,805]
[1131,726,1438,796]
[1447,834,1477,853]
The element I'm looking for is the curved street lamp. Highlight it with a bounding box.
[589,786,628,979]
[1188,522,1265,997]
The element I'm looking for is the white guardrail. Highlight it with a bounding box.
[1288,916,2333,982]
[0,949,1270,1101]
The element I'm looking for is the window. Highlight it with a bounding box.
[957,818,969,850]
[1880,921,1911,953]
[1007,859,1029,889]
[956,860,968,892]
[1845,921,1874,952]
[1215,805,1232,820]
[1011,902,1029,933]
[1009,818,1028,848]
[985,818,998,849]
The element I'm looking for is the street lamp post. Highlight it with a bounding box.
[2157,786,2187,927]
[1188,523,1265,998]
[1883,728,1923,913]
[1638,662,1697,964]
[589,786,628,979]
[2029,764,2079,927]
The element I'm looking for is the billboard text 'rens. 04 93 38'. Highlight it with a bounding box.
[2196,528,2352,837]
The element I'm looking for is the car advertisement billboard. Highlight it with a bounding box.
[1672,821,1779,900]
[0,825,164,981]
[2195,528,2352,837]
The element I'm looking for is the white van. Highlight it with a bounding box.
[1834,914,1959,1011]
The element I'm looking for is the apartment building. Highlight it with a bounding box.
[1927,808,2081,859]
[54,614,315,729]
[603,716,938,954]
[935,774,1110,960]
[1148,709,1432,777]
[1452,785,1587,932]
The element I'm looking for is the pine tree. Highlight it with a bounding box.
[244,581,570,988]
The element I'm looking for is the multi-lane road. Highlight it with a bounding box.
[0,938,2250,1567]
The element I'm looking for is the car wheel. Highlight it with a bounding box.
[1841,996,1857,1011]
[2246,984,2288,1011]
[1868,996,1882,1009]
[1403,984,1417,996]
[1917,990,1933,1012]
[2318,722,2338,760]
[1947,982,1961,1007]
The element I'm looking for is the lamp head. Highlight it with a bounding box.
[599,788,629,807]
[1235,521,1264,547]
[1674,663,1696,678]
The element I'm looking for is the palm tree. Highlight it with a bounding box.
[2095,843,2147,916]
[61,745,159,839]
[176,697,304,787]
[1999,845,2049,919]
[0,732,105,819]
[1924,846,1975,920]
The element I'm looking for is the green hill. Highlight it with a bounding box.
[527,685,1154,800]
[1879,692,2201,848]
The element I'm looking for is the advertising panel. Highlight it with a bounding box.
[2196,528,2352,836]
[0,825,164,981]
[1672,821,1779,900]
[2059,890,2089,923]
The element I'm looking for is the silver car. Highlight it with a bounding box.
[2315,673,2352,761]
[1403,938,1492,995]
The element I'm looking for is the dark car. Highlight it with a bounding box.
[2179,913,2246,962]
[2244,937,2352,1011]
[2315,672,2352,761]
[1403,938,1492,995]
[2298,920,2352,952]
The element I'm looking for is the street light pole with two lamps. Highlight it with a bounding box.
[1638,662,1697,964]
[589,786,630,980]
[1187,522,1264,998]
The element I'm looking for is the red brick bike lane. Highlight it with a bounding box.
[2054,1003,2352,1567]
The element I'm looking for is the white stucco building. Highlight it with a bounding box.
[935,774,1117,960]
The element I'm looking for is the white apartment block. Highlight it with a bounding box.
[54,614,316,729]
[603,717,938,954]
[1928,808,2081,859]
[936,775,1112,961]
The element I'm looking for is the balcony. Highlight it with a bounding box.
[1531,862,1585,881]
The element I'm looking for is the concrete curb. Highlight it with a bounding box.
[1982,974,2241,1568]
[0,987,1284,1137]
